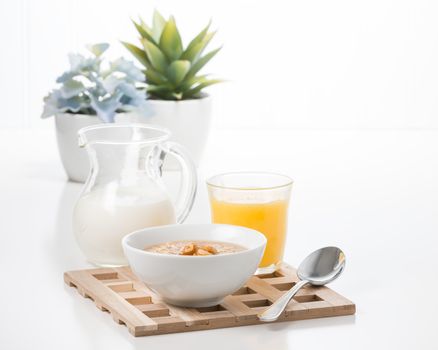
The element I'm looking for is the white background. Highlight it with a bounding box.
[2,0,438,130]
[2,1,438,349]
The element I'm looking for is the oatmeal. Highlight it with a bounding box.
[144,240,246,256]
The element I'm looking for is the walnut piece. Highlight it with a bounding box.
[199,245,218,254]
[194,248,212,256]
[179,243,196,255]
[178,242,218,256]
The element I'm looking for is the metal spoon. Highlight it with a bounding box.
[258,246,346,322]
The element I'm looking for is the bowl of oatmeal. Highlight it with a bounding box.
[122,224,266,307]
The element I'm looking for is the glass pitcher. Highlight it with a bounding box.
[73,124,197,267]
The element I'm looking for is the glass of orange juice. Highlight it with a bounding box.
[207,172,293,274]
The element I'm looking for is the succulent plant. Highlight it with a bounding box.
[41,43,149,123]
[122,10,222,100]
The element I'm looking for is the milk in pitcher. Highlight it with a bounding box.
[73,184,176,266]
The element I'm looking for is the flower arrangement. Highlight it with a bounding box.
[41,43,148,123]
[122,10,222,100]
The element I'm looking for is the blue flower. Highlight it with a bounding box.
[42,44,149,122]
[110,57,145,82]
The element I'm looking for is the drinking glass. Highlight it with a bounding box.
[207,172,293,274]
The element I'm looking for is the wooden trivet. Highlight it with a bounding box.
[64,264,355,337]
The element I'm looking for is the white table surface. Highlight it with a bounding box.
[1,128,437,349]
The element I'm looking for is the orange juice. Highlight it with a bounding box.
[210,199,289,268]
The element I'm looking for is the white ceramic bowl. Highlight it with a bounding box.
[122,224,266,307]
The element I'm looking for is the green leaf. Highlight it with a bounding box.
[186,47,221,79]
[171,92,183,100]
[144,69,168,85]
[139,18,153,35]
[147,85,183,100]
[181,20,211,60]
[121,41,150,69]
[159,16,183,61]
[147,84,174,99]
[147,84,170,93]
[178,74,209,92]
[152,9,167,42]
[184,79,222,98]
[167,60,191,86]
[181,31,216,62]
[141,39,168,74]
[86,43,109,57]
[132,19,156,43]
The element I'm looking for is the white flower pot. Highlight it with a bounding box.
[55,96,212,181]
[147,95,212,170]
[55,112,140,183]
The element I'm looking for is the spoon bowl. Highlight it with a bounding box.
[298,246,345,285]
[258,246,346,322]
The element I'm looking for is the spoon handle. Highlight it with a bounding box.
[258,279,308,322]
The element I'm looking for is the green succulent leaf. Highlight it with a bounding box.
[144,69,167,85]
[121,41,150,69]
[178,74,209,91]
[186,47,221,79]
[147,84,175,100]
[167,60,191,86]
[132,19,156,43]
[139,18,154,35]
[147,84,170,93]
[141,39,168,74]
[181,31,216,63]
[172,92,183,100]
[181,20,211,61]
[184,79,222,98]
[152,10,167,42]
[146,84,178,100]
[86,43,109,57]
[159,16,183,61]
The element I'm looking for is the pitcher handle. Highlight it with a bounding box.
[147,141,197,223]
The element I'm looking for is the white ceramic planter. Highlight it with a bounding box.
[147,96,212,170]
[55,96,212,181]
[55,112,140,183]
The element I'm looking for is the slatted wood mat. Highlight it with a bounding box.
[64,264,355,336]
